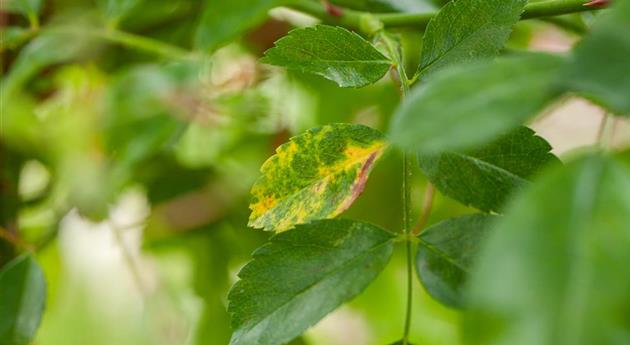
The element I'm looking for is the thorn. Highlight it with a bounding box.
[320,0,343,17]
[584,0,610,8]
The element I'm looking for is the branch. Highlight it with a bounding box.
[289,0,607,32]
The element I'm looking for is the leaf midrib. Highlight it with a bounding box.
[419,237,469,274]
[231,239,392,343]
[450,151,527,183]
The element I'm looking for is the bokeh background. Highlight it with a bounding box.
[1,1,629,345]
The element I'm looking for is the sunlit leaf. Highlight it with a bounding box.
[465,155,630,345]
[390,53,564,153]
[417,0,527,77]
[565,0,630,115]
[416,214,496,308]
[0,255,46,345]
[249,123,386,232]
[261,25,392,88]
[418,126,560,212]
[228,219,394,345]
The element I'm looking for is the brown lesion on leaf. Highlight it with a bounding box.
[583,0,610,8]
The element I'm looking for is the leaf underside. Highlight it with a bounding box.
[249,123,386,232]
[565,0,630,115]
[390,53,565,154]
[261,25,392,88]
[228,219,394,345]
[465,155,630,345]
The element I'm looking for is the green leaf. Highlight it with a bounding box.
[96,0,142,21]
[388,341,418,345]
[0,27,32,51]
[390,53,564,153]
[465,155,630,345]
[0,0,43,16]
[261,25,392,88]
[228,219,394,345]
[0,255,46,345]
[565,0,630,115]
[249,123,387,232]
[195,0,290,51]
[1,30,93,97]
[417,0,527,77]
[416,214,496,308]
[418,126,560,212]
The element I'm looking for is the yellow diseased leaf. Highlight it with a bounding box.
[249,123,387,232]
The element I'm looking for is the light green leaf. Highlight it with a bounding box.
[418,126,560,212]
[417,0,527,77]
[249,123,387,232]
[195,0,290,51]
[390,53,564,153]
[565,0,630,115]
[0,0,43,16]
[1,30,94,97]
[228,219,394,345]
[416,214,496,308]
[96,0,142,21]
[261,25,393,88]
[0,255,46,345]
[0,27,32,51]
[465,155,630,345]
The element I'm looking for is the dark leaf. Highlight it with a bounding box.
[228,219,394,345]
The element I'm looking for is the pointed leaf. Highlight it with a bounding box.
[228,219,394,345]
[195,0,290,51]
[418,126,560,212]
[416,214,496,308]
[261,25,392,88]
[465,155,630,345]
[0,255,46,345]
[390,53,565,153]
[249,123,386,232]
[565,0,630,115]
[417,0,527,77]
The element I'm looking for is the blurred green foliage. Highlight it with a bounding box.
[1,1,627,345]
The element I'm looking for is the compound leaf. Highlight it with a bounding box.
[228,219,394,345]
[390,53,564,153]
[249,123,386,232]
[465,155,630,345]
[261,25,392,88]
[418,126,559,212]
[565,0,630,115]
[0,255,46,345]
[417,0,527,77]
[416,214,496,309]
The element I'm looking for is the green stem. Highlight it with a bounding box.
[49,27,193,60]
[387,34,413,344]
[290,0,605,33]
[94,29,193,60]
